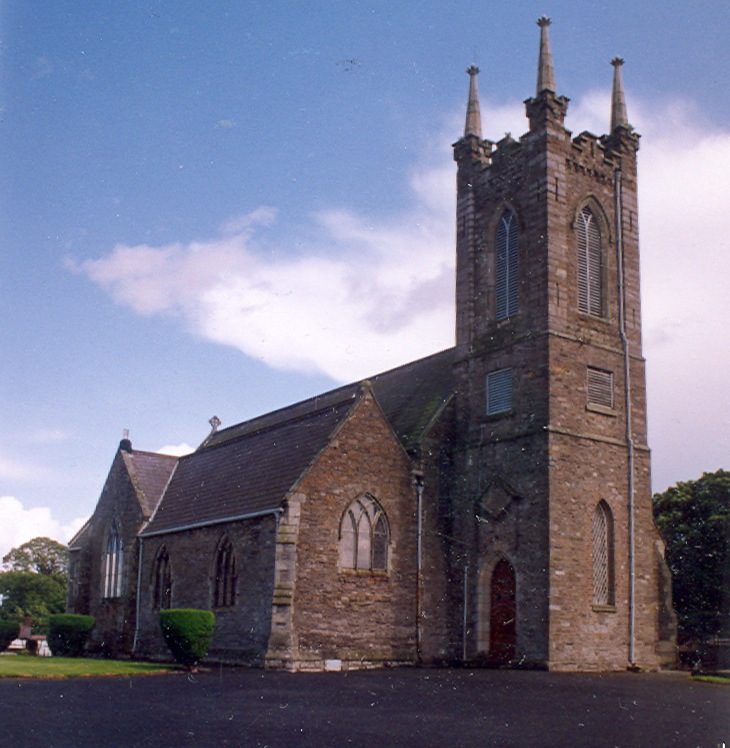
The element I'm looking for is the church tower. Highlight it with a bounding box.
[450,19,673,670]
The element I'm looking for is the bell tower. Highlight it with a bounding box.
[450,18,671,670]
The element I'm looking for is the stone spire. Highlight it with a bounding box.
[610,57,629,131]
[536,16,556,94]
[464,65,482,138]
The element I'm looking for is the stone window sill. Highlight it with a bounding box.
[340,568,388,578]
[483,409,514,421]
[586,403,616,417]
[592,604,616,613]
[578,311,612,327]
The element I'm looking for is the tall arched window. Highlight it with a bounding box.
[153,546,172,609]
[339,495,389,572]
[495,210,519,320]
[577,206,604,316]
[592,501,615,606]
[213,536,237,608]
[102,525,123,598]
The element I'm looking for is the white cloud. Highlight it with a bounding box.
[635,110,730,491]
[0,496,86,562]
[157,443,195,457]
[69,162,456,382]
[70,92,730,491]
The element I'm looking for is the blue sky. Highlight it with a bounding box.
[1,1,729,557]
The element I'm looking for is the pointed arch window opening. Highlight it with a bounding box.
[339,495,389,572]
[592,501,615,607]
[213,537,238,608]
[495,210,519,320]
[153,547,172,610]
[103,525,123,598]
[577,207,604,317]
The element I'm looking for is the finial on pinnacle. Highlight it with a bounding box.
[464,64,483,138]
[209,415,221,433]
[536,16,556,94]
[610,56,629,131]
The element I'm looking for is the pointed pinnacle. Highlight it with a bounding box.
[610,57,629,131]
[464,65,482,138]
[536,16,556,94]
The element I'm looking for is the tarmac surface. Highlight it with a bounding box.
[0,666,727,747]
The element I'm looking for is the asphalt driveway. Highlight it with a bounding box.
[0,667,727,747]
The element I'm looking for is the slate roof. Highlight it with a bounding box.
[204,347,456,452]
[368,347,455,450]
[141,395,357,536]
[68,518,92,550]
[140,347,456,537]
[122,450,178,517]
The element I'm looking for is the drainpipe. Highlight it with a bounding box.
[614,167,636,668]
[413,471,425,662]
[132,536,144,655]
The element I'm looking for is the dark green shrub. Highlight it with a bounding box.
[159,609,215,668]
[47,614,95,656]
[0,620,19,651]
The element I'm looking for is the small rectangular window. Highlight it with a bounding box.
[486,368,512,415]
[587,368,613,409]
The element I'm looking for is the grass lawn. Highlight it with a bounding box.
[692,673,730,685]
[0,654,174,679]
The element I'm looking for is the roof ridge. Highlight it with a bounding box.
[197,390,361,453]
[206,346,455,446]
[128,449,179,460]
[208,384,356,441]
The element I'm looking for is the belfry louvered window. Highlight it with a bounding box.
[486,368,513,415]
[592,501,615,607]
[213,536,237,608]
[340,495,389,572]
[495,210,519,320]
[577,207,604,316]
[102,525,123,598]
[587,367,614,409]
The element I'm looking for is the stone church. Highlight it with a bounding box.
[67,19,676,671]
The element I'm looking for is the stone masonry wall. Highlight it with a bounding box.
[135,516,277,663]
[281,392,417,669]
[543,123,663,670]
[451,84,669,670]
[418,400,462,663]
[82,450,146,657]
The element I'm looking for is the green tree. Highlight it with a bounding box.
[0,571,67,631]
[653,470,730,642]
[2,536,68,576]
[0,536,69,632]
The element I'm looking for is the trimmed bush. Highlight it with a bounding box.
[160,609,215,669]
[47,614,95,657]
[0,620,20,651]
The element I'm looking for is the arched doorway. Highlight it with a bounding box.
[489,558,516,664]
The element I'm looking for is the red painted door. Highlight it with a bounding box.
[489,559,516,664]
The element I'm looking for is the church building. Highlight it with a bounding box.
[67,19,676,671]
